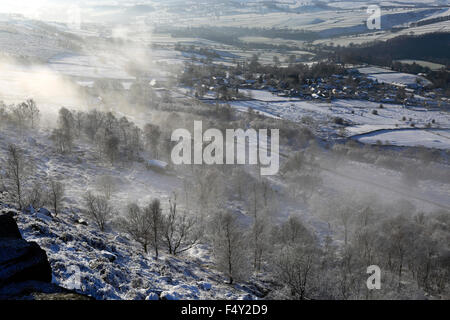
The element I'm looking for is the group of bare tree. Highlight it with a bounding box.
[51,107,165,164]
[1,96,448,301]
[51,108,75,154]
[0,144,65,214]
[209,211,250,284]
[0,99,40,131]
[83,191,114,232]
[120,199,163,258]
[186,162,449,299]
[205,199,450,300]
[1,144,31,210]
[118,196,201,260]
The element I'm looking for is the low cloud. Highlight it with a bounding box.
[0,57,88,117]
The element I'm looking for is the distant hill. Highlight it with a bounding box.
[335,32,450,67]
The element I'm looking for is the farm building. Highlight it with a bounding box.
[146,160,169,173]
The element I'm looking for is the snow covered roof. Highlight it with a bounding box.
[147,160,168,169]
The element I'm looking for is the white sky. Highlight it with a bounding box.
[0,0,89,23]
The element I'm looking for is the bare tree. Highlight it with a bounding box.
[27,184,45,210]
[122,203,152,253]
[119,124,142,162]
[95,175,117,200]
[338,206,355,247]
[275,244,318,300]
[118,116,130,145]
[377,215,417,291]
[194,168,225,219]
[231,167,252,200]
[4,144,32,210]
[58,108,75,136]
[316,197,356,247]
[273,215,314,247]
[104,135,120,164]
[248,182,270,272]
[85,110,104,141]
[74,111,84,137]
[163,195,201,255]
[11,99,40,130]
[26,99,40,129]
[51,128,73,154]
[83,191,113,232]
[51,107,75,154]
[47,178,65,216]
[11,103,28,131]
[0,101,8,127]
[146,199,163,259]
[259,178,273,208]
[251,209,270,272]
[210,211,249,284]
[144,123,161,157]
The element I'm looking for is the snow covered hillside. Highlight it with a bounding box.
[2,204,265,300]
[0,123,270,300]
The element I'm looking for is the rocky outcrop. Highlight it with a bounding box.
[0,215,52,288]
[0,215,91,300]
[0,215,22,239]
[0,238,53,286]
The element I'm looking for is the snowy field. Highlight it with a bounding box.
[164,5,443,34]
[0,18,81,61]
[48,53,134,80]
[226,94,449,125]
[367,73,432,87]
[395,60,446,71]
[353,128,450,150]
[220,91,450,148]
[314,20,450,47]
[357,67,432,87]
[239,89,301,102]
